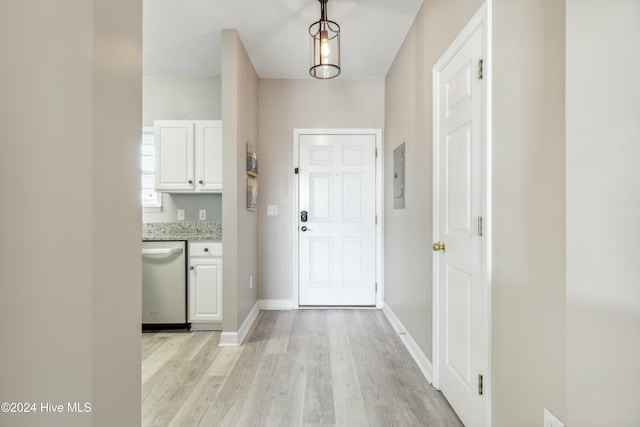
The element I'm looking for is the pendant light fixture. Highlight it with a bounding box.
[309,0,341,79]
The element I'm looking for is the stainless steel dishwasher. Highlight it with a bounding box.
[142,241,187,328]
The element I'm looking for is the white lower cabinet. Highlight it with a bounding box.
[188,241,222,330]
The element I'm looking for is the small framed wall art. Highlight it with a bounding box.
[246,143,258,210]
[246,143,258,177]
[247,177,258,211]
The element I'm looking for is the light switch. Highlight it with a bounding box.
[199,209,206,221]
[177,209,185,221]
[267,205,278,216]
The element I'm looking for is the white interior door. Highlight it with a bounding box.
[433,13,485,427]
[298,133,376,306]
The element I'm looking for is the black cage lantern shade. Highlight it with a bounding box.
[309,0,341,79]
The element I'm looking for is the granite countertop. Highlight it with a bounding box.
[143,222,222,241]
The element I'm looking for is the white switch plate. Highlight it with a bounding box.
[249,275,253,289]
[544,409,565,427]
[199,209,206,221]
[267,205,278,216]
[177,209,185,221]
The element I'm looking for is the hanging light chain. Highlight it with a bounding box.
[309,0,341,79]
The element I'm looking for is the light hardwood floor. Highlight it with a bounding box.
[142,310,463,427]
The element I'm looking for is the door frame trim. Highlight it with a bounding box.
[431,3,492,427]
[292,128,384,309]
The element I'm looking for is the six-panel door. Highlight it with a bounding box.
[298,133,377,306]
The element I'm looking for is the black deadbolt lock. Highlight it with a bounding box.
[301,211,308,222]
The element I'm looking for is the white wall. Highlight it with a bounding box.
[257,79,384,303]
[384,0,484,366]
[221,30,260,331]
[91,1,142,425]
[0,1,141,426]
[142,75,221,126]
[566,1,640,425]
[143,194,222,223]
[492,0,566,425]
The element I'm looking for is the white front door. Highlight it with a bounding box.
[433,8,486,427]
[298,133,377,306]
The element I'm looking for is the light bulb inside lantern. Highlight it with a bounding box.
[320,30,330,57]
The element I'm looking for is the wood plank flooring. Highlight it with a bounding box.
[142,310,463,427]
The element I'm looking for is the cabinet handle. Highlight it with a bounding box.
[142,248,183,255]
[199,180,204,184]
[188,180,193,184]
[189,266,194,270]
[204,248,209,252]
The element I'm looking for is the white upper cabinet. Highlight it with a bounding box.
[196,121,223,192]
[155,121,195,191]
[154,120,222,193]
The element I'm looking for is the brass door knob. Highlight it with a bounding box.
[432,241,446,252]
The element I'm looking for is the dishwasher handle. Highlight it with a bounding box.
[142,248,184,255]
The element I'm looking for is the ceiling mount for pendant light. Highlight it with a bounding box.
[309,0,341,79]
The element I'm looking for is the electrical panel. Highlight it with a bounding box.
[393,143,405,209]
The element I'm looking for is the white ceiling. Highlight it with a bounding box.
[143,0,423,79]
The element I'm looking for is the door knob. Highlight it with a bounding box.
[432,241,446,252]
[301,226,313,232]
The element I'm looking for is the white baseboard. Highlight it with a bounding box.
[190,321,222,331]
[219,331,239,346]
[382,303,433,384]
[218,301,261,347]
[259,299,294,310]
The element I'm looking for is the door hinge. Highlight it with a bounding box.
[375,282,378,292]
[478,59,484,80]
[294,167,299,174]
[477,216,483,237]
[375,215,378,225]
[375,148,378,158]
[478,374,484,395]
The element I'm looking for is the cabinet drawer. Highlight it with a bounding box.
[189,242,222,257]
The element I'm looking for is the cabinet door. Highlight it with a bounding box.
[188,258,222,322]
[195,121,223,192]
[155,121,195,191]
